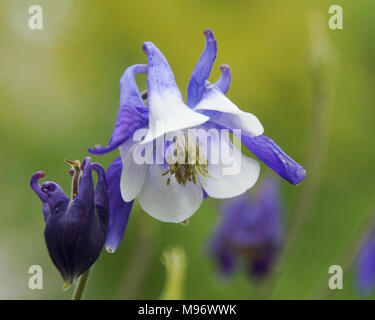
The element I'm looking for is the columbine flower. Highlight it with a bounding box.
[356,226,375,295]
[30,157,108,289]
[208,177,283,280]
[89,28,305,253]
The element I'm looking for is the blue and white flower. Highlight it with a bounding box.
[89,29,305,252]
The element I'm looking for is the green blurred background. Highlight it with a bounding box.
[1,0,374,299]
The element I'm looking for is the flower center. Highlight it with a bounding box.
[162,133,210,186]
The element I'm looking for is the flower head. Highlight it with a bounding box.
[88,28,305,253]
[209,177,284,280]
[30,157,108,289]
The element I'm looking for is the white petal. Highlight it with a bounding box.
[201,133,260,199]
[119,141,148,202]
[194,83,264,136]
[138,165,203,223]
[141,89,209,145]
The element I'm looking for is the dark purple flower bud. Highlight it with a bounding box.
[208,177,283,281]
[30,157,108,289]
[356,228,375,295]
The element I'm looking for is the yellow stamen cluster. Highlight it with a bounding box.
[162,135,210,186]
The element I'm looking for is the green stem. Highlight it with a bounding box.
[258,22,335,298]
[117,214,157,299]
[72,270,91,300]
[258,77,330,299]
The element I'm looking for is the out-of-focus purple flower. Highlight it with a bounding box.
[30,157,108,289]
[209,177,283,280]
[356,228,375,295]
[88,28,304,253]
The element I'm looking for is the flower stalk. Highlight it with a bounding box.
[72,269,91,300]
[159,247,187,300]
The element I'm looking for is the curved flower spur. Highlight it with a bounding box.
[89,28,306,253]
[30,157,108,289]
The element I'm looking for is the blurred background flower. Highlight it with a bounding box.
[356,225,375,295]
[208,177,283,281]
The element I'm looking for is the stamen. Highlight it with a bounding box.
[162,132,211,186]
